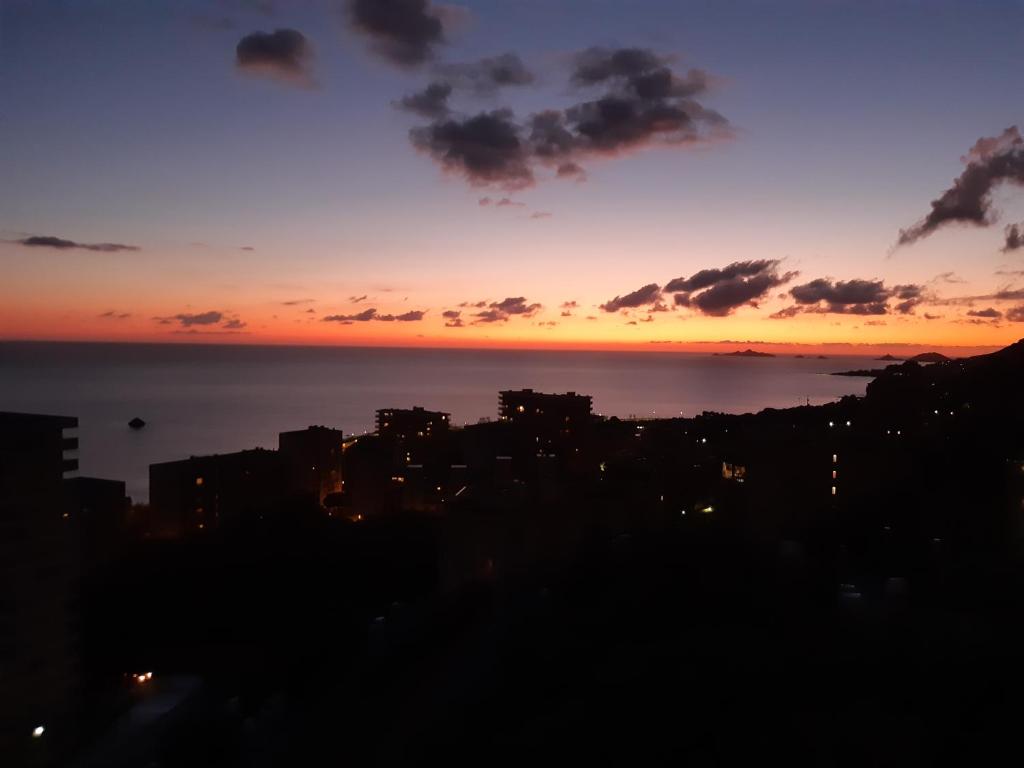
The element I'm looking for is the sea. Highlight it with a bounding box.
[0,342,876,502]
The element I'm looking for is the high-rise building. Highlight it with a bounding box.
[0,412,81,765]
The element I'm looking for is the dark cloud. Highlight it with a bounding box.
[442,309,461,319]
[322,308,425,322]
[223,318,248,329]
[665,260,779,293]
[281,298,315,305]
[898,126,1024,246]
[967,307,1002,319]
[347,0,447,67]
[323,308,378,322]
[436,53,534,95]
[472,309,507,323]
[349,294,369,303]
[1007,305,1024,322]
[467,296,541,323]
[666,260,797,317]
[236,29,314,86]
[410,109,533,189]
[600,283,662,312]
[154,311,224,327]
[405,47,728,189]
[240,246,255,251]
[779,278,926,316]
[98,311,131,319]
[380,310,426,321]
[459,300,487,308]
[396,81,452,118]
[491,296,541,315]
[563,48,725,156]
[561,301,578,308]
[445,318,464,327]
[1004,223,1023,252]
[15,235,139,253]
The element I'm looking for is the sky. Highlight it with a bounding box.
[2,0,1024,355]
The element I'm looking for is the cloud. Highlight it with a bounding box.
[240,246,255,251]
[600,283,662,312]
[15,235,139,252]
[557,161,587,180]
[435,52,534,95]
[777,278,926,317]
[480,196,524,207]
[349,294,369,303]
[530,211,552,219]
[404,46,729,189]
[563,48,726,156]
[491,296,541,315]
[162,311,223,327]
[281,298,315,305]
[153,310,246,330]
[467,296,541,323]
[442,309,461,319]
[347,0,448,67]
[561,301,578,309]
[665,260,797,316]
[98,311,131,319]
[236,29,314,86]
[410,109,533,189]
[898,126,1024,246]
[322,307,426,322]
[445,318,464,327]
[1007,305,1024,322]
[665,260,780,293]
[396,81,452,118]
[472,308,507,323]
[967,307,1002,319]
[1004,223,1023,252]
[380,310,426,321]
[323,308,378,322]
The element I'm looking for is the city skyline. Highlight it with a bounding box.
[3,0,1024,354]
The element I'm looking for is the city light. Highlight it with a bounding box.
[32,726,45,738]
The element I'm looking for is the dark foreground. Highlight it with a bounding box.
[4,340,1024,766]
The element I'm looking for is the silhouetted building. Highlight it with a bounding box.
[0,412,81,765]
[377,407,450,441]
[498,389,592,432]
[149,449,283,537]
[279,425,344,506]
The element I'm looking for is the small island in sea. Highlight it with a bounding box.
[715,349,776,358]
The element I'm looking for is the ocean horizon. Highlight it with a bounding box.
[1,340,874,501]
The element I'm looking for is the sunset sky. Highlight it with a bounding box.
[2,0,1024,355]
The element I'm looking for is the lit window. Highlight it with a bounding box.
[832,470,837,480]
[516,405,525,413]
[32,726,45,738]
[832,454,838,464]
[195,477,204,486]
[831,486,837,496]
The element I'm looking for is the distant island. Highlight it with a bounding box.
[876,354,902,361]
[715,349,775,358]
